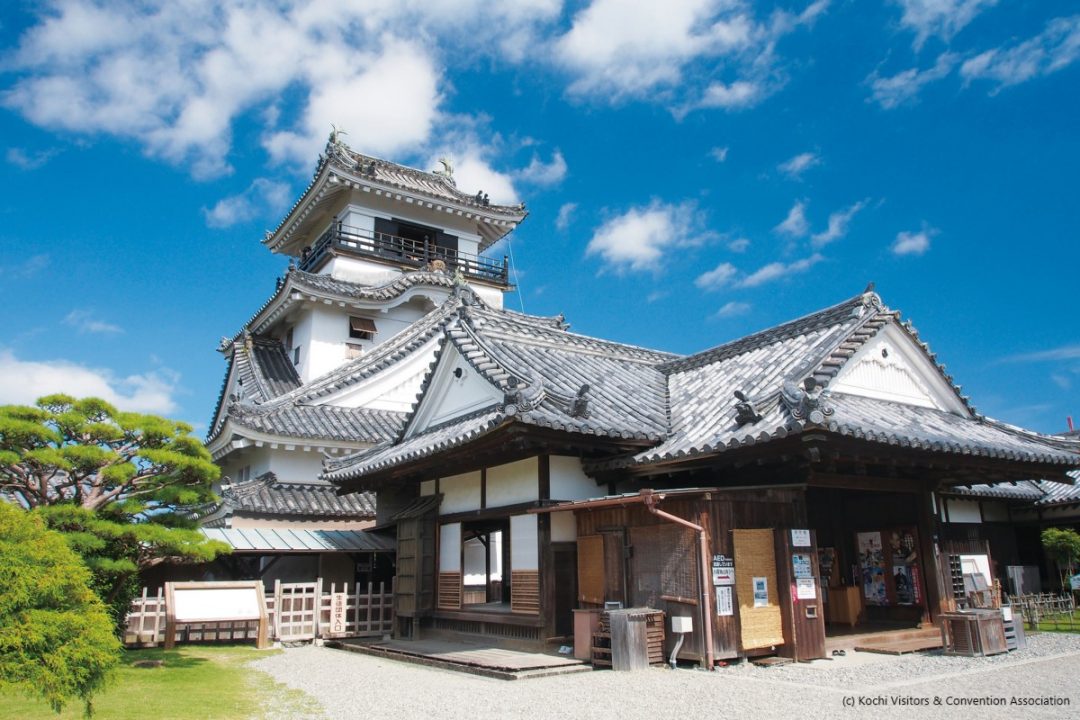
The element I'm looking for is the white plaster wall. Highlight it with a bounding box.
[471,283,504,309]
[439,471,482,514]
[323,336,438,412]
[551,511,577,543]
[486,458,538,508]
[420,479,436,496]
[339,206,376,234]
[550,456,598,501]
[219,448,327,485]
[947,498,983,524]
[290,309,314,383]
[261,449,327,484]
[306,305,351,380]
[510,514,538,571]
[440,523,462,572]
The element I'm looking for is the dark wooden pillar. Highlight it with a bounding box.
[917,488,947,624]
[537,455,557,639]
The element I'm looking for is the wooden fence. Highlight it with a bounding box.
[1007,592,1078,630]
[123,580,394,647]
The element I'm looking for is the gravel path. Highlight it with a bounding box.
[252,634,1080,720]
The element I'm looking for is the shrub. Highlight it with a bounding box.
[0,502,120,715]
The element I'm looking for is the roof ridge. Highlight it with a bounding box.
[662,290,877,374]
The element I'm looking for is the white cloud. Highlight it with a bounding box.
[555,202,578,231]
[646,290,669,303]
[6,147,59,170]
[710,146,729,162]
[778,152,820,179]
[1000,345,1080,364]
[695,262,738,291]
[63,309,123,335]
[959,16,1080,90]
[893,1,998,50]
[738,253,824,288]
[585,200,712,273]
[0,254,50,279]
[727,237,751,253]
[714,301,751,318]
[203,177,291,228]
[868,52,957,108]
[514,150,567,186]
[557,0,828,112]
[0,350,180,414]
[892,226,937,256]
[775,200,809,237]
[811,199,867,247]
[3,1,562,179]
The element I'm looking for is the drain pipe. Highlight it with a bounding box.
[641,489,715,669]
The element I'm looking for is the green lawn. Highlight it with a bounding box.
[1025,610,1080,633]
[1,645,314,720]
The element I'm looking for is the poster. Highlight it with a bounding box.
[712,554,735,586]
[791,529,811,547]
[792,553,813,579]
[716,586,734,616]
[857,531,888,606]
[892,565,915,605]
[796,578,816,600]
[753,577,769,608]
[888,528,921,605]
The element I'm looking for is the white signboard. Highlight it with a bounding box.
[172,587,261,622]
[712,554,735,586]
[753,577,769,608]
[716,586,734,617]
[1071,574,1080,591]
[328,593,348,637]
[792,553,813,579]
[791,529,811,547]
[796,578,817,600]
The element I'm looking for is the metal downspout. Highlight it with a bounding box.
[640,490,716,669]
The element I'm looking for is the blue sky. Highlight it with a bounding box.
[1,0,1077,436]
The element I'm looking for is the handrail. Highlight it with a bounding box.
[298,223,508,285]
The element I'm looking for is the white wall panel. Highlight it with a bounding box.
[439,471,481,514]
[487,458,538,507]
[550,456,598,501]
[510,514,538,570]
[439,523,461,572]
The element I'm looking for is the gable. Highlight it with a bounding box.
[317,336,441,412]
[404,343,504,438]
[830,323,970,416]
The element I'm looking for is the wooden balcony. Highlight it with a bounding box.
[299,223,510,287]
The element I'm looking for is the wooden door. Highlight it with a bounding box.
[394,513,436,636]
[552,543,577,636]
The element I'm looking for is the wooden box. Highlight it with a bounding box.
[826,586,863,627]
[941,611,1008,657]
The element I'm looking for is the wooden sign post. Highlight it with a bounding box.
[164,581,270,650]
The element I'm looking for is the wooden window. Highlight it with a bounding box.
[349,316,377,341]
[292,346,301,365]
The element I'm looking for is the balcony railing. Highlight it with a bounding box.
[298,223,509,286]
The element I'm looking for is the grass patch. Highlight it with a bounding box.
[1025,610,1080,633]
[1,645,314,720]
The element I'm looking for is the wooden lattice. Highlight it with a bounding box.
[511,570,540,614]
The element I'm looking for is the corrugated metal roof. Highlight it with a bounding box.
[200,527,394,552]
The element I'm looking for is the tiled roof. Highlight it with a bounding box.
[204,472,376,525]
[226,403,405,444]
[945,472,1080,506]
[227,267,458,345]
[201,527,393,553]
[587,291,1076,472]
[266,139,527,253]
[208,333,301,442]
[323,288,1078,485]
[946,481,1048,501]
[324,288,676,482]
